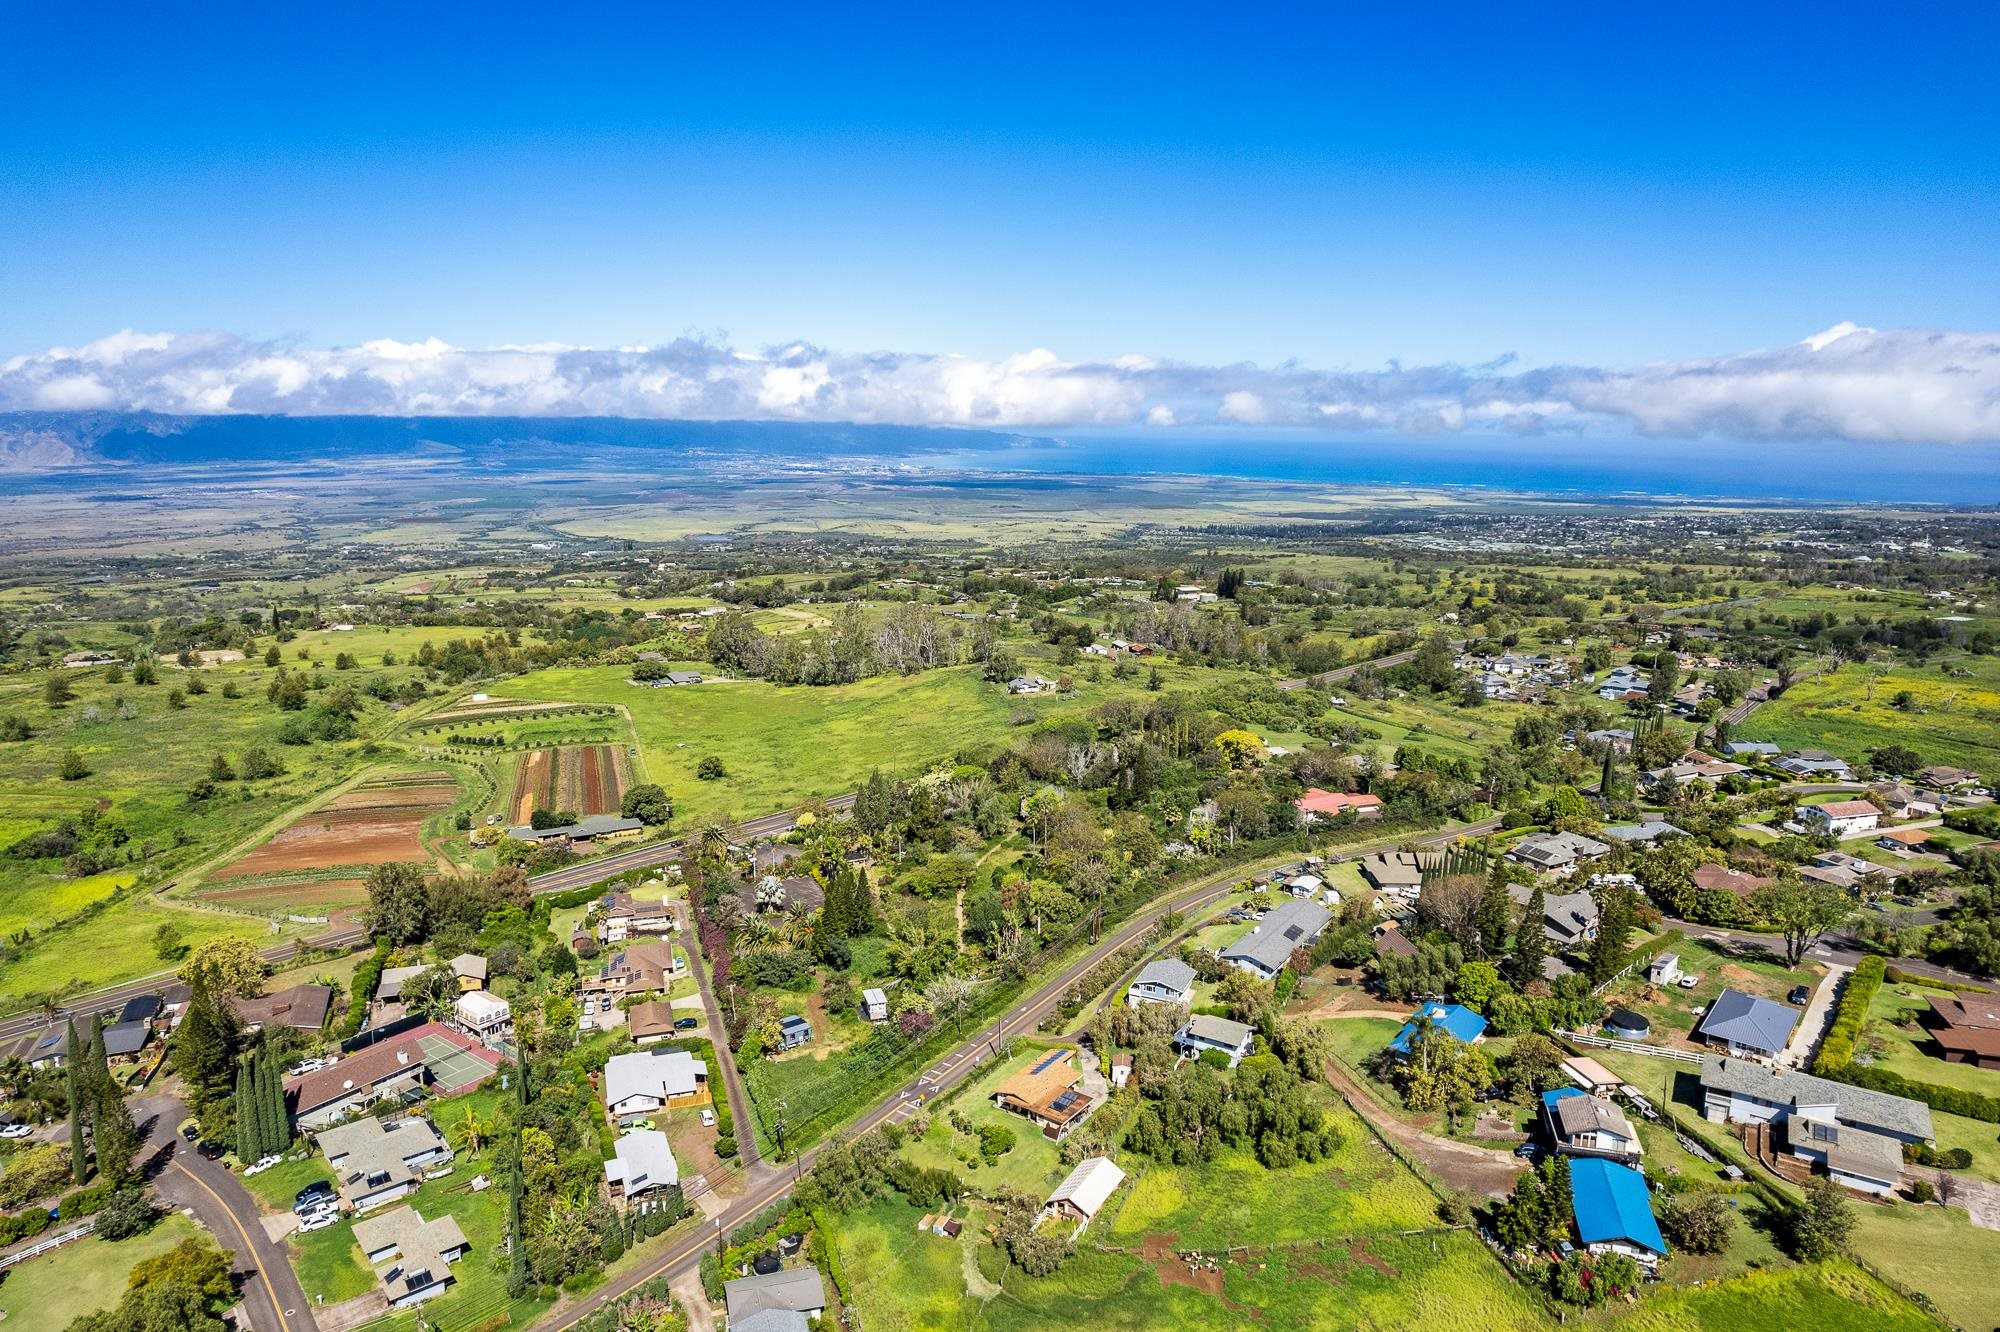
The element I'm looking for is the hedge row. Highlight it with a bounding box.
[1887,964,1990,995]
[1811,955,1885,1075]
[337,942,392,1040]
[1822,1061,2000,1124]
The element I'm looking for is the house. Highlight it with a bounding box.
[1695,989,1800,1061]
[1358,850,1433,892]
[597,892,674,943]
[604,1049,708,1122]
[1873,783,1945,820]
[1923,993,2000,1069]
[1919,765,1981,790]
[1595,666,1647,699]
[1043,1156,1126,1227]
[1800,800,1880,837]
[229,983,334,1033]
[452,991,513,1048]
[286,1026,488,1130]
[118,994,163,1027]
[1567,1158,1666,1267]
[626,1000,679,1044]
[352,1206,469,1308]
[1647,953,1682,987]
[723,1266,827,1327]
[776,1015,813,1051]
[1373,921,1418,958]
[1645,759,1748,788]
[1504,882,1601,947]
[1560,1056,1623,1095]
[859,987,890,1023]
[1219,898,1331,979]
[1542,1088,1642,1164]
[160,983,191,1028]
[603,1128,679,1203]
[101,1020,152,1063]
[992,1049,1096,1140]
[1006,675,1055,695]
[1776,751,1854,781]
[1283,872,1329,901]
[376,966,427,1006]
[1691,863,1774,899]
[1876,827,1933,852]
[318,1115,453,1212]
[1389,1002,1487,1056]
[1173,1014,1256,1067]
[1584,727,1635,754]
[1506,831,1609,874]
[1126,958,1195,1008]
[583,941,682,1001]
[1603,820,1684,847]
[449,954,487,992]
[1700,1057,1931,1195]
[1109,1053,1133,1089]
[23,1024,69,1069]
[1292,788,1383,822]
[506,814,645,845]
[1721,741,1781,758]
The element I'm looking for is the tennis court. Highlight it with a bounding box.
[418,1034,500,1092]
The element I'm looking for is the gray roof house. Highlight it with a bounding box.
[1505,883,1600,946]
[1174,1014,1256,1067]
[1126,959,1196,1008]
[1775,750,1853,779]
[1695,989,1799,1060]
[1701,1056,1930,1193]
[1219,899,1331,979]
[1721,741,1781,758]
[1507,831,1609,873]
[724,1266,827,1325]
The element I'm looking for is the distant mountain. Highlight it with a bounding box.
[0,412,1046,471]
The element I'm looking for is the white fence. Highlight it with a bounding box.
[1559,1028,1706,1066]
[0,1220,93,1269]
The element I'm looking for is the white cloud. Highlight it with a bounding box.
[1,323,1997,444]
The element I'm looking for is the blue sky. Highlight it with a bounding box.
[3,2,1995,373]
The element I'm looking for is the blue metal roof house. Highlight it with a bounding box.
[1568,1157,1666,1265]
[1388,1001,1488,1055]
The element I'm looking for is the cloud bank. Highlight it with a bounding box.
[3,321,1998,443]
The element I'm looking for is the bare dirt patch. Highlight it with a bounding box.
[326,784,458,811]
[198,878,368,911]
[214,775,456,880]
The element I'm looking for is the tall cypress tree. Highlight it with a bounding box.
[65,1018,87,1184]
[1599,745,1616,797]
[234,1060,258,1162]
[1508,884,1548,988]
[265,1049,292,1156]
[1475,860,1512,962]
[93,1084,139,1186]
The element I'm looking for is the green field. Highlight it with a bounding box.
[1751,655,2000,777]
[0,1212,203,1327]
[1848,1202,2000,1332]
[497,661,1265,828]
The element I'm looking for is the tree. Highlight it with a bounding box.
[1505,885,1547,988]
[363,861,432,944]
[1658,1189,1735,1254]
[1792,1175,1855,1261]
[171,991,241,1111]
[153,922,186,962]
[1505,1033,1567,1094]
[179,937,264,1000]
[1475,862,1512,960]
[93,1082,140,1185]
[238,747,281,780]
[94,1186,160,1241]
[234,1059,262,1163]
[58,748,90,781]
[66,1018,87,1184]
[449,1105,493,1156]
[621,782,672,825]
[1751,877,1851,967]
[128,1235,236,1305]
[45,672,75,706]
[1586,881,1637,983]
[207,753,234,782]
[67,1281,227,1332]
[696,755,726,780]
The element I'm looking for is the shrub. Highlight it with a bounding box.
[1812,955,1885,1075]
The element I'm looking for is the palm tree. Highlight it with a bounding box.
[449,1106,491,1157]
[699,824,730,861]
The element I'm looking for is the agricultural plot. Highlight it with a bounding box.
[504,744,628,821]
[209,771,458,880]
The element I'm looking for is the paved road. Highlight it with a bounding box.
[140,1091,318,1332]
[1661,915,1995,988]
[532,814,1502,1331]
[0,795,854,1041]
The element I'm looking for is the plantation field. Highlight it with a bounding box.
[1750,656,2000,777]
[498,662,1272,828]
[210,770,459,879]
[504,743,629,821]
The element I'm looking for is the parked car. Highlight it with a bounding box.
[1513,1141,1540,1159]
[294,1181,335,1212]
[1789,984,1812,1006]
[1676,974,1700,989]
[675,1017,699,1030]
[0,1123,32,1140]
[180,1123,200,1142]
[298,1210,339,1233]
[196,1140,227,1161]
[243,1153,283,1177]
[701,1108,716,1128]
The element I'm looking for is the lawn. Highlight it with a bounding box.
[1105,1104,1437,1248]
[1864,979,2000,1100]
[1595,935,1822,1054]
[0,1211,202,1327]
[1849,1201,2000,1332]
[899,1049,1074,1198]
[497,660,1267,829]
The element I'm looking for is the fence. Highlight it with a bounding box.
[1556,1028,1706,1065]
[0,1221,94,1269]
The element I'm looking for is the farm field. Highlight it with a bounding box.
[498,660,1277,828]
[209,770,459,879]
[505,743,629,821]
[1750,655,2000,777]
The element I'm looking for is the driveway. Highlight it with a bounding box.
[1781,963,1850,1068]
[1320,1056,1526,1198]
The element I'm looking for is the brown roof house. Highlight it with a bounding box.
[230,983,334,1033]
[1925,993,2000,1069]
[1691,863,1775,899]
[992,1048,1097,1141]
[626,999,679,1044]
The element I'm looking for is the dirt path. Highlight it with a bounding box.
[1298,996,1411,1021]
[1321,1057,1527,1198]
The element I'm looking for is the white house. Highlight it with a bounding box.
[1126,958,1195,1008]
[602,1128,679,1203]
[604,1049,706,1122]
[318,1115,453,1213]
[1801,800,1880,837]
[1043,1155,1126,1228]
[1173,1014,1255,1067]
[453,991,513,1048]
[352,1206,469,1308]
